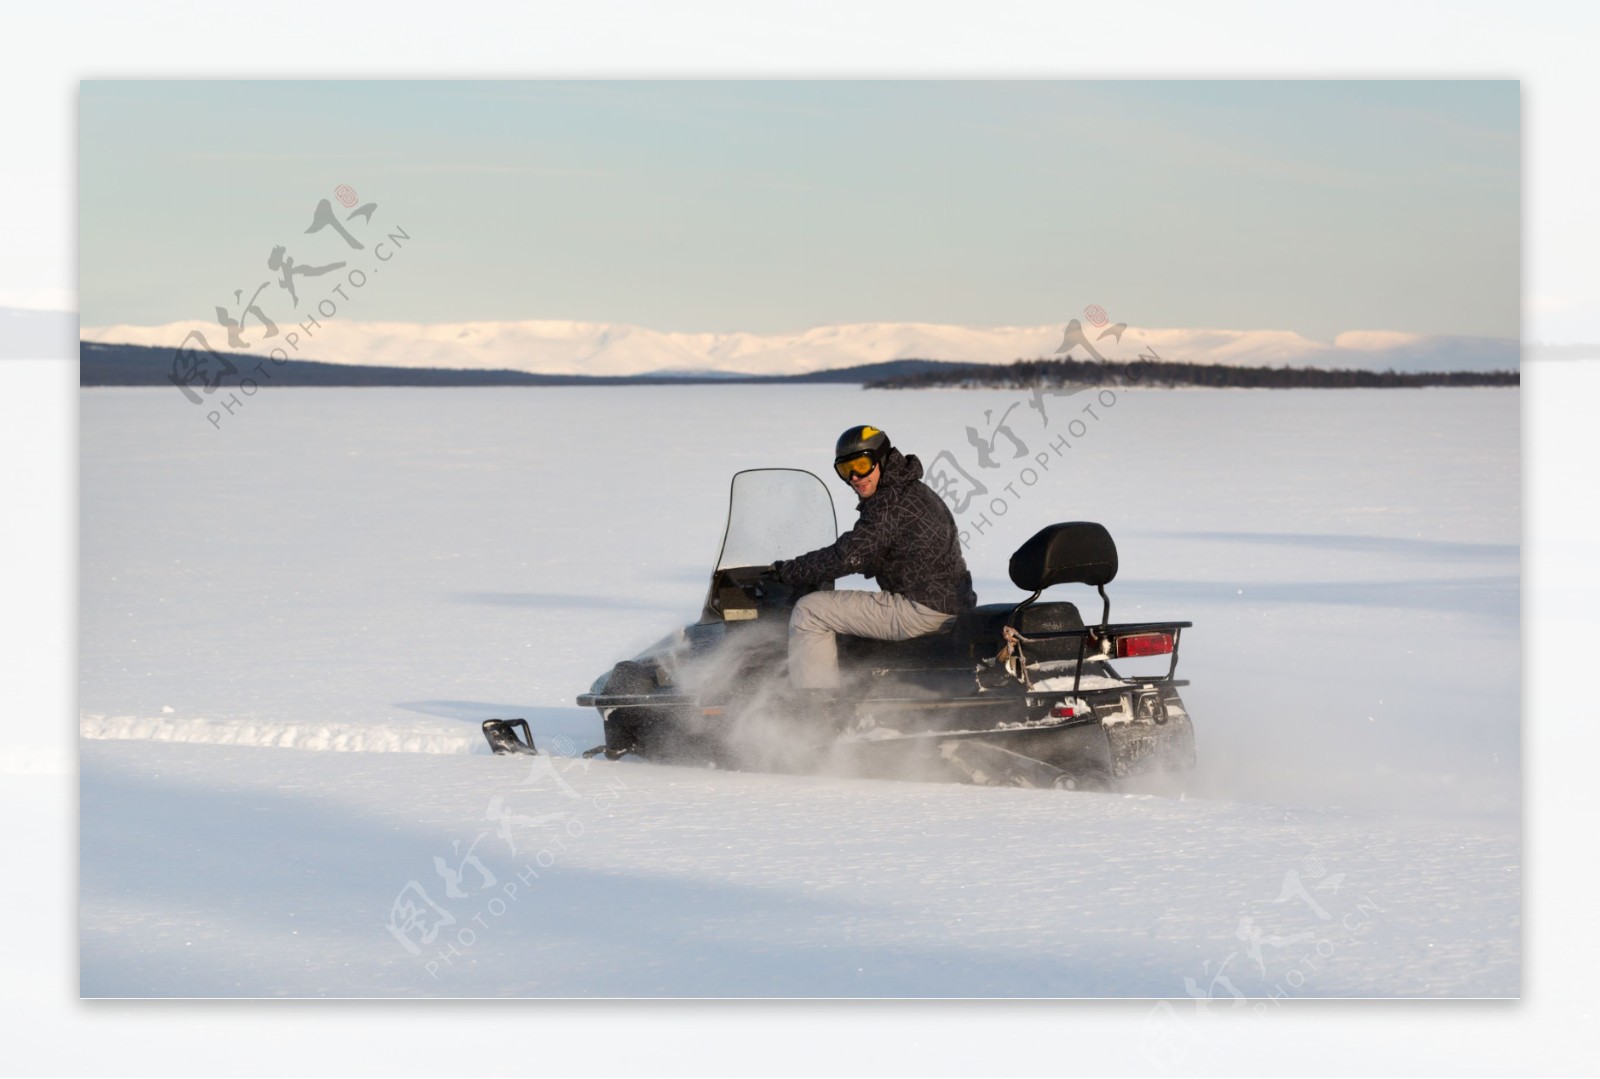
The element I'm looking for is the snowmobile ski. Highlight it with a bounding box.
[481,717,537,755]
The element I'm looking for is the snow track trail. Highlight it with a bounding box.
[80,713,483,755]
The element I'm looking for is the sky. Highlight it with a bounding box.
[78,80,1520,341]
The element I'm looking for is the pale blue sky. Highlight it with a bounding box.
[79,80,1519,339]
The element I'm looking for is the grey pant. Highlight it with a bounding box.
[787,590,956,690]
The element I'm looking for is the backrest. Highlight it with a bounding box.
[1008,522,1118,592]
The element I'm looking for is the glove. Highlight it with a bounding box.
[752,562,792,602]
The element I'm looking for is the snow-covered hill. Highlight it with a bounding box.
[77,316,1519,377]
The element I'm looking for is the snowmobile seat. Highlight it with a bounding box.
[835,523,1109,669]
[837,619,968,667]
[837,600,1086,668]
[958,600,1087,661]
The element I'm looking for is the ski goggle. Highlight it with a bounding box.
[834,452,878,481]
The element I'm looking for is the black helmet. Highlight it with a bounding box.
[833,425,891,481]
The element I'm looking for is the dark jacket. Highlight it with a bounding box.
[777,449,977,615]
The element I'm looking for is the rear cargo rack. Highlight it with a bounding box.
[1001,620,1191,695]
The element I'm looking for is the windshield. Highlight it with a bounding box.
[714,469,838,569]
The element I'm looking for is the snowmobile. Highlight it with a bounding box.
[545,468,1196,791]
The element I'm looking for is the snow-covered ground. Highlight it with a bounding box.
[78,384,1519,999]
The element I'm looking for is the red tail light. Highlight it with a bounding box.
[1050,704,1075,718]
[1115,632,1174,658]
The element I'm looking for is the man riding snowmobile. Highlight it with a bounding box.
[770,425,977,699]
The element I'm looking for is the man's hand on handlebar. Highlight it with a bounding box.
[752,562,795,604]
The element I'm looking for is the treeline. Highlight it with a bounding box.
[78,341,979,387]
[865,355,1520,390]
[81,340,1521,391]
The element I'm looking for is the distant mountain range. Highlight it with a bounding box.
[0,301,1541,383]
[77,315,1523,376]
